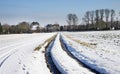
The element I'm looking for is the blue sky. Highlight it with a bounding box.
[0,0,120,26]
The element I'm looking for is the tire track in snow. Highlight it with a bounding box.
[44,34,61,74]
[0,54,11,67]
[0,36,43,68]
[60,35,100,74]
[0,38,43,68]
[45,40,61,74]
[0,49,18,67]
[33,34,61,74]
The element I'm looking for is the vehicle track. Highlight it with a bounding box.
[60,35,100,74]
[44,34,61,74]
[0,40,38,68]
[0,54,12,67]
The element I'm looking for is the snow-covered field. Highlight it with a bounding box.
[0,33,56,74]
[62,30,120,74]
[0,30,120,74]
[51,34,94,74]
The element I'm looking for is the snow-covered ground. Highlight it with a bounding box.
[0,33,56,74]
[51,34,94,74]
[62,30,120,74]
[1,30,120,74]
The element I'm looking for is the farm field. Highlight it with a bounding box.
[0,33,56,74]
[0,30,120,74]
[62,30,120,74]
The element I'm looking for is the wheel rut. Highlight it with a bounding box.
[44,34,61,74]
[60,35,100,74]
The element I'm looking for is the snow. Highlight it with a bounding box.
[0,33,56,74]
[1,30,120,74]
[62,30,120,74]
[51,34,94,74]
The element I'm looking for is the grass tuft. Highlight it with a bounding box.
[34,34,57,51]
[64,34,97,49]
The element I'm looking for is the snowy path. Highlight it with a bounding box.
[50,34,94,74]
[0,33,56,74]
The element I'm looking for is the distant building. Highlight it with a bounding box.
[31,25,39,30]
[30,22,41,32]
[46,23,60,32]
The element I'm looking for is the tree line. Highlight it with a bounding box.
[63,9,120,31]
[0,21,45,34]
[0,9,120,34]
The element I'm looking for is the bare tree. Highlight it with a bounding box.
[90,11,94,25]
[95,10,100,29]
[110,9,115,28]
[67,13,78,30]
[72,14,78,25]
[84,11,90,29]
[67,14,73,25]
[105,9,110,29]
[100,9,104,21]
[82,17,87,25]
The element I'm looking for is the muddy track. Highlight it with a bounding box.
[60,35,100,74]
[44,34,61,74]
